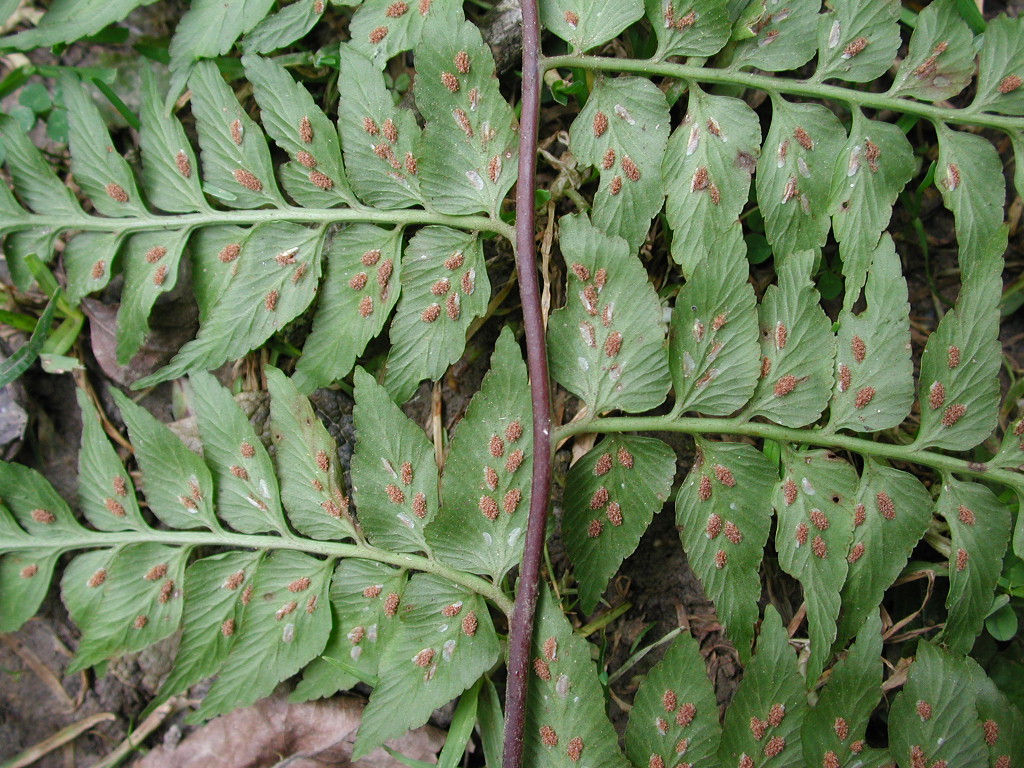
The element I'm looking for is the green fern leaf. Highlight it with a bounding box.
[540,0,643,54]
[813,0,901,84]
[645,0,731,60]
[189,225,250,323]
[242,0,325,54]
[169,0,276,76]
[888,0,975,101]
[731,0,820,72]
[0,0,154,50]
[349,0,461,69]
[971,658,1024,768]
[972,14,1024,115]
[0,115,80,217]
[63,232,120,304]
[993,411,1024,471]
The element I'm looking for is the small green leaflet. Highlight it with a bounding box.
[383,227,490,403]
[827,236,914,433]
[138,66,207,214]
[266,367,358,541]
[427,329,533,581]
[189,372,287,535]
[563,435,675,614]
[836,461,932,649]
[971,14,1024,115]
[351,368,438,554]
[0,115,81,217]
[800,612,887,768]
[971,659,1024,768]
[148,550,262,714]
[540,0,644,53]
[244,54,354,208]
[337,45,424,210]
[828,111,915,307]
[774,448,858,683]
[62,543,189,674]
[293,225,403,393]
[0,532,58,633]
[730,0,820,72]
[676,439,774,660]
[625,630,721,768]
[913,228,1004,451]
[139,222,326,387]
[523,586,631,768]
[413,14,518,217]
[935,124,1007,266]
[0,461,80,536]
[645,0,731,60]
[242,0,325,54]
[0,0,154,50]
[993,411,1024,471]
[548,214,670,416]
[717,607,808,768]
[61,74,146,218]
[670,243,760,416]
[756,97,847,253]
[662,85,761,274]
[3,230,61,292]
[188,225,249,323]
[293,558,407,701]
[63,232,121,304]
[169,0,275,74]
[195,551,333,721]
[116,229,188,364]
[888,642,989,768]
[813,0,901,83]
[75,388,145,532]
[188,61,285,208]
[745,250,834,428]
[888,0,975,102]
[111,389,217,532]
[349,0,461,69]
[935,476,1011,655]
[568,75,670,252]
[354,574,499,758]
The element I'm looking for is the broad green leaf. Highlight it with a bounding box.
[0,0,154,50]
[645,0,731,60]
[972,14,1024,115]
[242,0,325,54]
[188,225,250,323]
[523,586,631,768]
[676,439,774,659]
[935,477,1011,654]
[189,372,287,535]
[0,460,81,537]
[731,0,820,72]
[140,222,326,386]
[138,66,207,213]
[836,461,932,648]
[0,115,81,216]
[717,607,808,768]
[813,0,901,83]
[0,535,58,633]
[4,230,62,292]
[195,550,333,720]
[913,228,1004,451]
[888,0,975,101]
[663,86,760,274]
[670,243,760,416]
[149,550,262,712]
[75,388,146,532]
[188,60,285,208]
[746,251,835,428]
[244,54,354,208]
[349,0,461,68]
[383,227,490,403]
[292,558,407,701]
[427,329,533,581]
[63,543,189,673]
[548,214,670,415]
[993,411,1024,471]
[564,435,675,613]
[413,15,518,216]
[801,612,887,768]
[774,448,858,683]
[111,389,218,531]
[888,642,988,768]
[625,631,721,768]
[337,45,424,210]
[116,229,189,364]
[971,660,1024,768]
[756,98,847,253]
[169,0,276,73]
[829,112,916,305]
[60,74,146,218]
[540,0,644,53]
[63,231,122,304]
[935,124,1006,266]
[293,225,403,392]
[351,368,438,554]
[568,75,670,251]
[827,236,914,433]
[266,367,358,541]
[355,573,500,757]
